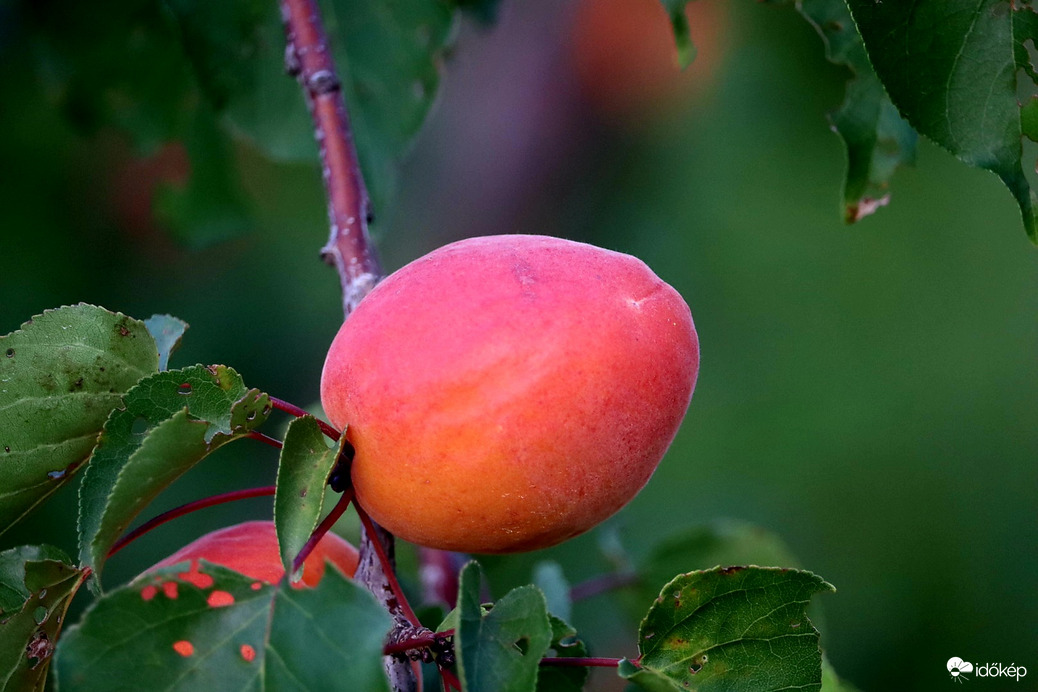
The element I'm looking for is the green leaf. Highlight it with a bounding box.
[619,659,683,692]
[456,561,553,692]
[54,562,391,692]
[822,656,860,692]
[532,561,571,624]
[0,546,87,692]
[143,314,189,371]
[785,0,918,223]
[658,1,697,69]
[0,305,159,537]
[846,0,1038,240]
[536,615,589,692]
[622,567,834,691]
[324,0,457,215]
[274,416,340,580]
[77,365,271,581]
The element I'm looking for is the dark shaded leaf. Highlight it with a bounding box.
[77,365,271,582]
[847,0,1038,240]
[0,546,87,692]
[274,416,340,580]
[456,561,552,692]
[0,305,158,537]
[536,614,588,692]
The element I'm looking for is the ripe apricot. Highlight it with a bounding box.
[148,520,358,587]
[321,235,699,553]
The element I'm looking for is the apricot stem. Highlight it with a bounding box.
[539,657,623,668]
[291,487,354,574]
[268,396,340,441]
[107,486,276,558]
[356,501,421,628]
[280,0,382,315]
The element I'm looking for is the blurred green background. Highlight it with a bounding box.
[2,1,1036,690]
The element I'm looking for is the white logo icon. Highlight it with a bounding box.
[948,657,974,683]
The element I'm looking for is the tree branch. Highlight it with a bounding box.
[280,2,410,689]
[281,0,381,315]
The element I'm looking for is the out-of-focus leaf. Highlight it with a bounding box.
[0,546,87,692]
[620,566,834,691]
[274,415,340,580]
[456,561,552,692]
[847,0,1038,240]
[324,0,457,215]
[532,561,571,624]
[0,305,158,537]
[143,314,189,371]
[53,562,391,692]
[77,365,271,582]
[658,0,697,69]
[822,656,861,692]
[765,0,917,222]
[536,614,588,692]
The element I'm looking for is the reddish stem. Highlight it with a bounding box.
[107,486,276,558]
[291,487,354,574]
[269,396,340,441]
[440,669,462,691]
[280,0,382,315]
[539,657,623,668]
[247,430,284,449]
[355,502,421,627]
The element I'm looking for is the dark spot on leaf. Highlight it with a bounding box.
[4,348,13,358]
[825,20,843,32]
[299,489,308,498]
[177,382,192,395]
[99,366,105,372]
[118,325,130,337]
[514,637,530,655]
[720,566,746,575]
[25,631,52,669]
[4,446,9,453]
[69,377,84,391]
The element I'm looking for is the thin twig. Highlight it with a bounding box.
[280,0,382,315]
[107,486,276,558]
[291,487,354,574]
[356,502,422,628]
[269,396,340,441]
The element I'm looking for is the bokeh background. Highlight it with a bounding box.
[2,1,1036,690]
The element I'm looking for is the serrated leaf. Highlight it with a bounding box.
[0,305,159,537]
[772,0,918,222]
[658,0,697,69]
[532,561,571,624]
[54,562,391,692]
[0,547,87,692]
[274,416,340,580]
[846,0,1038,240]
[456,561,553,692]
[623,567,834,692]
[77,365,271,581]
[537,614,588,692]
[143,314,189,371]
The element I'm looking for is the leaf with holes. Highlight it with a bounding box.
[0,545,88,692]
[766,0,918,222]
[620,566,834,691]
[0,305,160,538]
[847,0,1038,240]
[53,562,391,691]
[77,365,271,582]
[536,614,589,692]
[143,314,189,372]
[274,415,341,581]
[456,561,553,692]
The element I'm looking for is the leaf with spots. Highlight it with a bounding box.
[53,562,391,692]
[77,365,271,583]
[846,0,1038,241]
[455,561,553,692]
[273,415,341,581]
[619,566,834,692]
[0,305,160,538]
[0,545,88,692]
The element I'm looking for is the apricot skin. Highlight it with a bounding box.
[148,520,358,587]
[321,235,699,554]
